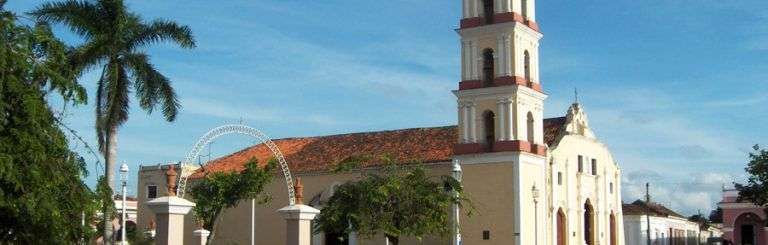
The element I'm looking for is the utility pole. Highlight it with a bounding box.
[646,183,651,245]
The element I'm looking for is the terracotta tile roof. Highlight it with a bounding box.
[543,117,566,146]
[622,200,685,218]
[191,118,567,178]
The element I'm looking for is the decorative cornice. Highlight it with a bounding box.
[459,12,541,33]
[458,20,542,40]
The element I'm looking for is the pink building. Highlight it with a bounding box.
[719,189,768,245]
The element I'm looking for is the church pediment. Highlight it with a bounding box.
[564,103,596,139]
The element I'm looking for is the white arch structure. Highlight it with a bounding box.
[176,124,296,205]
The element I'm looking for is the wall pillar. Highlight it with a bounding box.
[278,178,321,245]
[146,196,195,245]
[497,99,506,141]
[192,228,211,245]
[762,227,768,245]
[146,165,195,245]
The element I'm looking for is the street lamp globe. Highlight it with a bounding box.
[119,162,129,181]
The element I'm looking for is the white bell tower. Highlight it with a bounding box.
[454,0,547,155]
[453,1,548,244]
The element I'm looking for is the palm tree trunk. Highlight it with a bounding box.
[102,125,118,244]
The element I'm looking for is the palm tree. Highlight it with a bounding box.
[31,0,195,243]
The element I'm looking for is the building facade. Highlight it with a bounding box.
[719,189,768,245]
[136,0,625,244]
[623,200,714,245]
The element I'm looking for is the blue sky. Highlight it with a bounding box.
[6,0,767,216]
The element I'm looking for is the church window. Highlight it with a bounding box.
[483,110,496,150]
[147,185,157,199]
[483,230,491,240]
[482,49,495,87]
[610,182,614,194]
[591,159,597,175]
[526,112,534,143]
[578,155,584,173]
[524,50,531,84]
[558,172,563,185]
[482,0,494,24]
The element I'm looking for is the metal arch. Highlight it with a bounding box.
[177,124,295,205]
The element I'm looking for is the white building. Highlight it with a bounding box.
[623,200,713,245]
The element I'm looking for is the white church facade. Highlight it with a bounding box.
[136,0,626,244]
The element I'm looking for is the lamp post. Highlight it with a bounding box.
[532,184,540,245]
[451,159,463,245]
[119,163,129,245]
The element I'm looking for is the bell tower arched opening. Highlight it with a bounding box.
[482,49,495,87]
[482,0,494,24]
[524,50,531,85]
[526,112,535,143]
[483,110,496,150]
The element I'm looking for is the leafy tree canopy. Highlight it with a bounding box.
[0,2,97,242]
[735,145,768,223]
[688,214,711,230]
[708,207,723,224]
[190,158,276,243]
[315,158,471,245]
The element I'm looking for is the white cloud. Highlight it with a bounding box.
[622,170,741,216]
[182,98,344,126]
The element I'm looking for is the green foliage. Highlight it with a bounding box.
[708,207,723,224]
[29,0,196,144]
[688,214,711,230]
[0,3,97,243]
[190,158,276,240]
[735,145,768,223]
[331,154,371,173]
[94,176,115,235]
[31,1,195,241]
[315,160,471,245]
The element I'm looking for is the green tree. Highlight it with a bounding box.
[94,176,116,241]
[735,145,768,223]
[30,0,196,242]
[0,2,98,242]
[315,160,471,245]
[708,207,723,224]
[688,214,711,230]
[190,158,276,243]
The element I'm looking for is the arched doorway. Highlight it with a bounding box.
[584,200,595,245]
[557,208,567,245]
[610,212,617,245]
[735,212,762,245]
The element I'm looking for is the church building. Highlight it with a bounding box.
[136,0,625,244]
